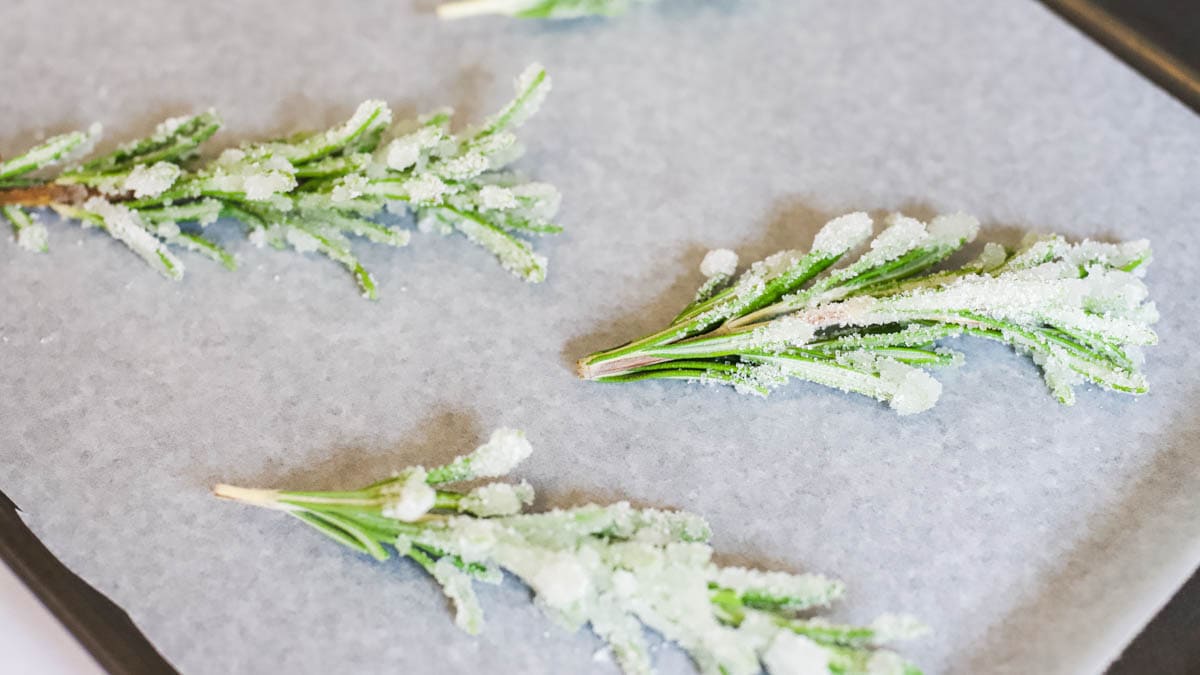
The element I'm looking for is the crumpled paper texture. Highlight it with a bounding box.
[1,1,1197,673]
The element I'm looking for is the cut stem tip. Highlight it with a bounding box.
[212,484,289,510]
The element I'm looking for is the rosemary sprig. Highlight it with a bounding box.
[215,428,925,675]
[578,212,1157,414]
[0,65,560,298]
[439,0,652,20]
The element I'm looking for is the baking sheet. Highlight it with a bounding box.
[1,1,1198,673]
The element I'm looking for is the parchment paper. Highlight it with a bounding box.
[1,1,1197,673]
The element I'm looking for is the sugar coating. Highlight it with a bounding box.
[466,428,533,478]
[83,197,183,280]
[330,174,367,203]
[386,126,444,171]
[700,248,739,278]
[926,211,980,243]
[529,553,591,607]
[16,221,49,252]
[436,151,489,181]
[477,185,518,211]
[761,633,830,675]
[811,211,873,255]
[506,63,551,130]
[381,468,436,522]
[430,557,484,634]
[879,360,942,416]
[461,481,534,517]
[124,162,181,198]
[711,567,843,609]
[403,174,448,204]
[284,228,321,254]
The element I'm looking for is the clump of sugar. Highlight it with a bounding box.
[16,221,49,253]
[879,359,942,415]
[330,174,367,203]
[430,556,484,634]
[386,126,443,171]
[284,228,321,254]
[972,241,1008,271]
[467,428,532,478]
[510,182,561,220]
[699,248,738,278]
[811,211,873,255]
[403,174,448,204]
[748,315,818,351]
[123,161,181,198]
[927,211,979,244]
[477,185,518,210]
[761,632,830,675]
[529,553,591,609]
[871,214,928,259]
[435,151,489,180]
[381,468,436,521]
[243,172,294,201]
[461,481,534,517]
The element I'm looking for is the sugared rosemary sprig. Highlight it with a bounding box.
[578,212,1157,414]
[439,0,653,20]
[0,65,560,298]
[215,429,925,675]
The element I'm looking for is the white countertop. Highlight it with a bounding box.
[0,559,102,675]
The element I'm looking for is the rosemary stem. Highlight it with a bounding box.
[0,183,94,207]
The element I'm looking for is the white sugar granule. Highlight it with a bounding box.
[242,172,295,201]
[927,211,979,244]
[404,174,448,203]
[16,220,49,252]
[430,557,484,634]
[330,174,367,203]
[8,208,48,252]
[530,554,590,608]
[477,185,518,210]
[461,481,533,517]
[879,360,941,415]
[123,161,181,198]
[284,227,321,254]
[700,248,738,278]
[812,211,873,255]
[510,182,561,219]
[386,126,443,171]
[436,151,488,180]
[973,241,1008,271]
[761,632,829,675]
[467,428,532,477]
[871,215,928,259]
[381,469,436,522]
